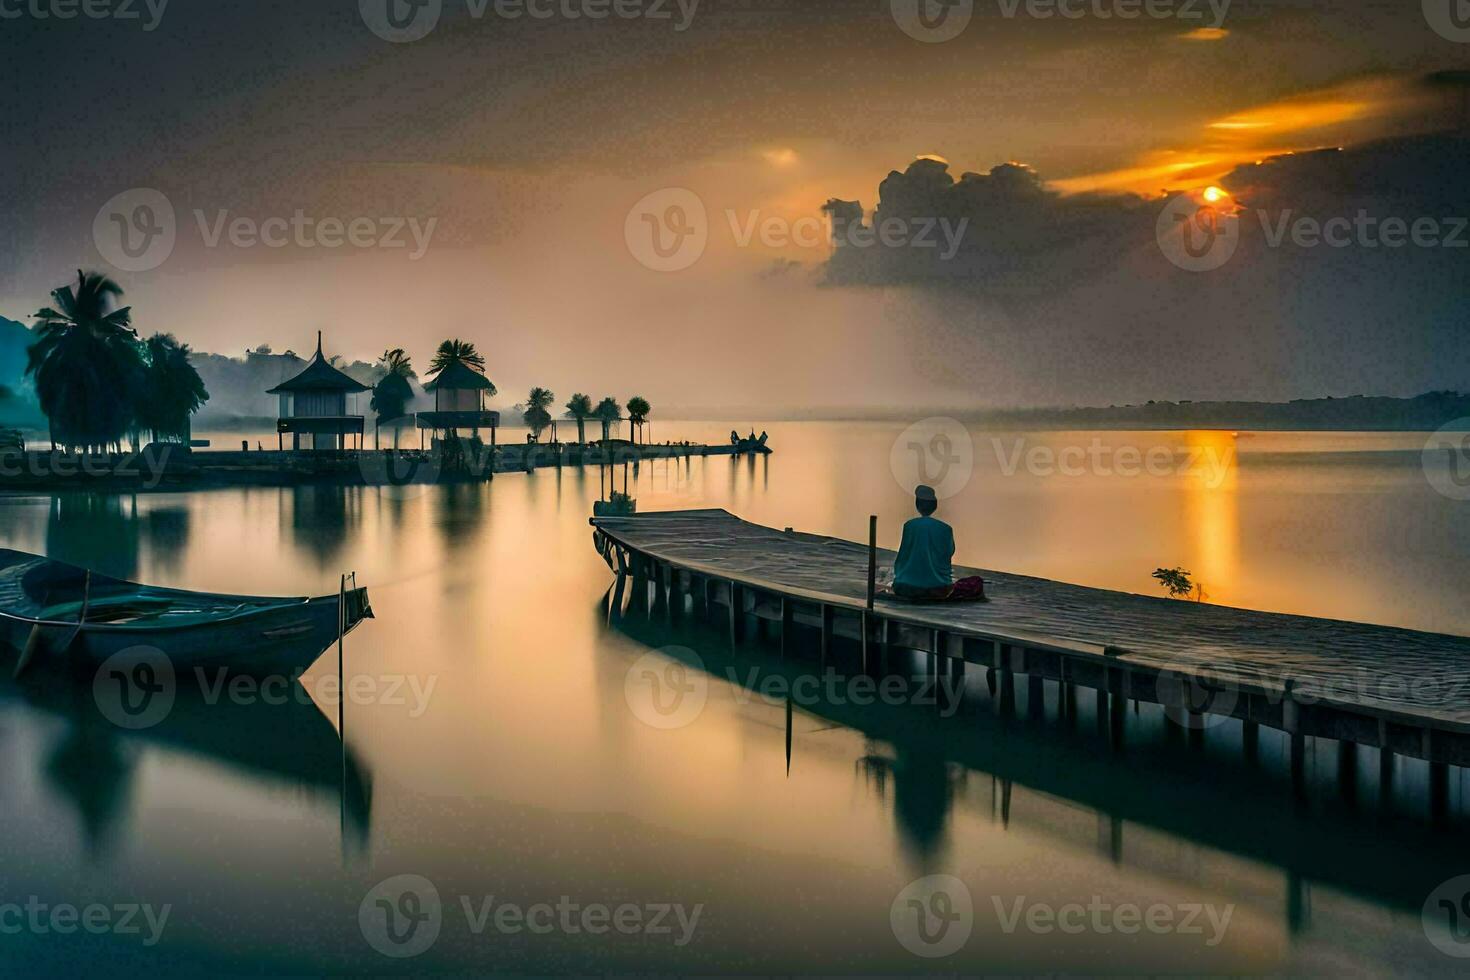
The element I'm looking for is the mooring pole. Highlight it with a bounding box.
[337,573,347,846]
[862,515,877,674]
[867,515,877,609]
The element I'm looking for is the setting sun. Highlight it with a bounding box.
[1203,185,1228,203]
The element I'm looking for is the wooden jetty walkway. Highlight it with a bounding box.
[0,440,756,492]
[592,509,1470,787]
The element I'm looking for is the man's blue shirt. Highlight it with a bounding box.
[894,515,955,590]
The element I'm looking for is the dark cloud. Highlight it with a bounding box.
[817,131,1470,403]
[822,158,1154,295]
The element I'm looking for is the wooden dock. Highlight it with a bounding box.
[0,440,756,492]
[591,509,1470,786]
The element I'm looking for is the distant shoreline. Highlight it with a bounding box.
[7,391,1468,437]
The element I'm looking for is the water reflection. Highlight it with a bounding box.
[603,581,1470,927]
[46,494,140,579]
[143,505,191,575]
[2,658,372,861]
[287,485,362,568]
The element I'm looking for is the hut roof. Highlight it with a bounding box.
[266,333,370,394]
[424,360,495,391]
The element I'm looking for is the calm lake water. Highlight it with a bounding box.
[1,422,1468,975]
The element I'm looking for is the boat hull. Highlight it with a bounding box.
[0,587,372,681]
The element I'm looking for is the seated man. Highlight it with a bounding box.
[893,485,955,598]
[890,486,987,601]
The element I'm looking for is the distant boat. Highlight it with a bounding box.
[0,550,372,679]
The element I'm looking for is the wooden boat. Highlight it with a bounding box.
[0,549,372,679]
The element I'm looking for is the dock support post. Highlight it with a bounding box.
[1378,743,1394,819]
[819,604,833,669]
[1027,674,1045,722]
[1430,760,1449,826]
[1290,732,1307,800]
[995,646,1015,720]
[728,581,742,649]
[779,597,793,660]
[865,515,877,610]
[946,655,965,716]
[1337,740,1358,807]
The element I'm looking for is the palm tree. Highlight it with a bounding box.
[523,387,555,443]
[564,393,593,444]
[135,333,209,443]
[594,396,623,444]
[27,270,145,452]
[626,396,650,445]
[371,348,416,448]
[427,339,488,379]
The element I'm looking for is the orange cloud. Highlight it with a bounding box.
[1051,75,1441,197]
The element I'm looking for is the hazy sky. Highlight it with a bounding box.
[3,0,1467,412]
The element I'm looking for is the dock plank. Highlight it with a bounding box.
[593,509,1470,730]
